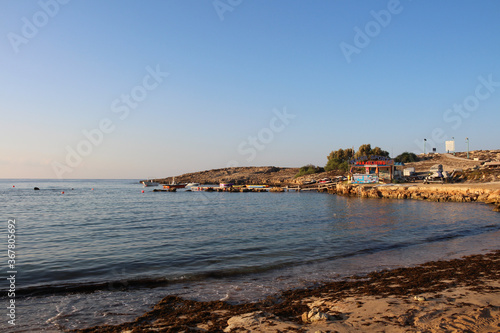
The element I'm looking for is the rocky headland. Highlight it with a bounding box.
[147,150,500,186]
[154,166,299,186]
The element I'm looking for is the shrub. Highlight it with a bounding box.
[395,152,419,163]
[295,164,324,178]
[325,159,349,172]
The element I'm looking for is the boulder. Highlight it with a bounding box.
[224,311,267,332]
[302,307,332,323]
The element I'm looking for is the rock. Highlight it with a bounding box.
[302,307,332,323]
[224,311,267,332]
[413,295,426,302]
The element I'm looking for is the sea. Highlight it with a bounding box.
[1,179,499,332]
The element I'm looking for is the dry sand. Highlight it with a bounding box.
[74,251,500,333]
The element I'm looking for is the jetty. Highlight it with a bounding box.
[166,182,340,193]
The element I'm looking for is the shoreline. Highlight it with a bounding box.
[73,250,500,332]
[321,182,500,212]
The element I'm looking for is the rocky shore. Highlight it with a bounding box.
[73,250,500,332]
[323,183,500,212]
[154,166,299,186]
[145,150,500,186]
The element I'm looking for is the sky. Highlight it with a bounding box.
[1,0,499,179]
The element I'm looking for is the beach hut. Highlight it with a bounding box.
[349,156,395,184]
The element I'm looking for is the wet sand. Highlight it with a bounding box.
[73,250,500,332]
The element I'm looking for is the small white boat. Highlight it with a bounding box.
[189,186,204,191]
[142,180,159,187]
[186,183,201,187]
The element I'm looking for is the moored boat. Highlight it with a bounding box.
[163,177,186,189]
[142,180,159,187]
[189,186,205,191]
[246,185,269,189]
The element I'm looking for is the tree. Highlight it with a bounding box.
[354,144,389,159]
[325,144,390,172]
[370,146,390,157]
[325,148,354,172]
[394,152,419,163]
[355,144,372,159]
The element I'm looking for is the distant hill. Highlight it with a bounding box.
[155,166,299,185]
[143,150,500,185]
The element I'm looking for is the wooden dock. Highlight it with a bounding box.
[281,183,337,192]
[152,183,338,193]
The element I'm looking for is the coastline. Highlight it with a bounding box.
[73,250,500,332]
[322,182,500,212]
[68,181,500,332]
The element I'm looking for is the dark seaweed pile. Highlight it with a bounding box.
[72,250,500,333]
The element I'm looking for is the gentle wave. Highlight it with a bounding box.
[12,221,500,298]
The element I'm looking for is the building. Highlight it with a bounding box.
[349,156,395,184]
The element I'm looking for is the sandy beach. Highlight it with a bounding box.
[73,250,500,332]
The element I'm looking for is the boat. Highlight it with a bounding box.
[142,179,159,187]
[163,177,186,189]
[246,185,269,189]
[186,183,201,187]
[189,186,205,191]
[219,183,234,188]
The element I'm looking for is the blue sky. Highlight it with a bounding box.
[1,0,499,179]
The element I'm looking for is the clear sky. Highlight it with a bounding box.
[1,0,499,179]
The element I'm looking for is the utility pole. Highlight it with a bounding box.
[423,138,426,155]
[466,137,469,159]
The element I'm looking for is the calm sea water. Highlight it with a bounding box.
[1,179,499,332]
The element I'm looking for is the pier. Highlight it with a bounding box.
[154,182,340,193]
